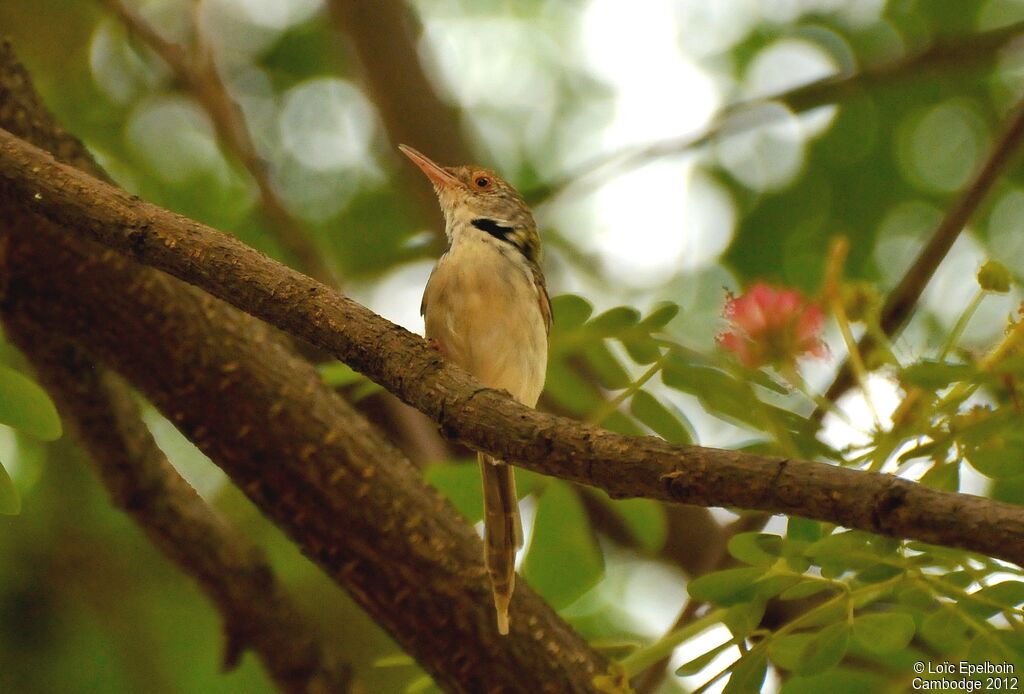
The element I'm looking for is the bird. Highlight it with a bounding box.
[399,144,551,635]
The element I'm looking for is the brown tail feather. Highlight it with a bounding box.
[479,453,522,635]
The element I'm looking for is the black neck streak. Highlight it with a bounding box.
[471,217,515,242]
[471,218,536,263]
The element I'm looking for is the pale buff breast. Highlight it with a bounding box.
[423,237,548,407]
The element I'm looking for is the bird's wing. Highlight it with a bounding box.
[531,263,552,337]
[420,260,442,318]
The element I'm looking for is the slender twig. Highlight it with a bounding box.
[823,237,882,428]
[937,289,985,361]
[619,607,726,678]
[101,0,340,286]
[587,353,666,426]
[7,324,353,693]
[525,21,1024,206]
[819,93,1024,409]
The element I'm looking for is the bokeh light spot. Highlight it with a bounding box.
[279,77,377,172]
[899,101,986,193]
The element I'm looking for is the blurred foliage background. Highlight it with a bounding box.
[4,0,1024,692]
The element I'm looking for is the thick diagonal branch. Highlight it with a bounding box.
[0,41,608,693]
[5,323,352,693]
[4,128,1024,570]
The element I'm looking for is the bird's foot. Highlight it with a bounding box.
[427,337,446,356]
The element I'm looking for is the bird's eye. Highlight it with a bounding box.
[475,176,491,188]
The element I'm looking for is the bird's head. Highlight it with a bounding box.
[400,145,540,262]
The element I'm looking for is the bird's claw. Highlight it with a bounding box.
[427,338,446,355]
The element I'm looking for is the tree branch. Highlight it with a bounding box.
[526,20,1024,205]
[4,322,353,692]
[0,40,609,693]
[101,0,341,286]
[820,91,1024,406]
[5,127,1024,570]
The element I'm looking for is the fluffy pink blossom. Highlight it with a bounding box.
[717,283,827,369]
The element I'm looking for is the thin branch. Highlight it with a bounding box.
[101,0,341,286]
[525,20,1024,205]
[6,129,1024,570]
[0,41,609,692]
[5,324,353,693]
[819,91,1024,407]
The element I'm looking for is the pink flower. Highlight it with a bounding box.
[717,283,827,369]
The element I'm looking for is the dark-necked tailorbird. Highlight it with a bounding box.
[400,144,550,635]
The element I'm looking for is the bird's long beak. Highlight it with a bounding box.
[398,144,460,189]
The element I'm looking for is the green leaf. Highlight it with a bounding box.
[963,581,1024,618]
[545,360,600,415]
[772,623,851,675]
[318,361,364,387]
[725,600,766,638]
[523,481,603,609]
[602,411,646,436]
[967,432,1024,478]
[978,581,1024,608]
[897,585,935,610]
[779,580,835,601]
[425,462,484,522]
[687,567,765,605]
[582,342,632,390]
[770,633,815,672]
[588,306,641,334]
[788,517,822,542]
[622,338,661,365]
[806,531,877,571]
[785,555,812,573]
[0,365,62,441]
[608,497,667,553]
[662,361,785,433]
[790,622,847,675]
[723,651,767,694]
[921,608,970,653]
[640,302,680,328]
[780,667,888,694]
[855,563,902,584]
[851,613,915,654]
[629,390,693,444]
[728,532,783,566]
[900,361,976,389]
[0,459,20,515]
[919,463,959,491]
[755,574,802,599]
[551,294,593,330]
[425,463,539,525]
[675,639,737,676]
[939,570,974,589]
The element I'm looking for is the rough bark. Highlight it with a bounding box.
[3,126,1024,571]
[0,40,609,694]
[5,323,352,693]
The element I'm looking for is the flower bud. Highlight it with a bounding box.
[978,260,1011,294]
